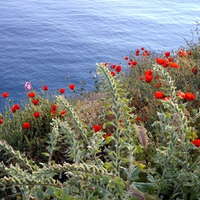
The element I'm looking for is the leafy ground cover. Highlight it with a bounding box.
[0,23,200,200]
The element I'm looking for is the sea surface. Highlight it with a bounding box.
[0,0,200,104]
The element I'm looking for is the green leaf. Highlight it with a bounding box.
[42,152,50,157]
[104,162,113,171]
[103,121,116,129]
[36,187,44,200]
[130,166,141,181]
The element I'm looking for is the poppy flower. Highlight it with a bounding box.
[51,109,56,114]
[154,82,162,88]
[129,61,137,68]
[28,92,35,98]
[168,57,174,62]
[104,62,108,67]
[143,50,150,56]
[154,91,164,99]
[145,75,153,83]
[135,49,140,56]
[59,88,65,94]
[0,118,3,124]
[177,92,186,99]
[124,56,129,60]
[144,70,152,76]
[93,125,102,132]
[115,65,122,73]
[188,51,193,56]
[1,92,9,98]
[51,104,57,110]
[34,112,40,118]
[141,47,144,50]
[43,85,48,91]
[162,60,169,68]
[169,62,180,69]
[24,82,31,91]
[110,64,116,69]
[11,107,16,113]
[60,110,67,116]
[178,49,187,57]
[32,99,39,105]
[68,84,75,90]
[185,92,195,101]
[191,139,200,147]
[22,122,30,129]
[13,104,20,110]
[103,133,112,139]
[156,58,166,65]
[165,52,170,58]
[139,76,144,81]
[192,67,198,74]
[110,71,116,76]
[162,96,171,101]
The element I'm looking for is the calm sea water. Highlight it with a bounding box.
[0,0,200,103]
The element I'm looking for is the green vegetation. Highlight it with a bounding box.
[0,23,200,200]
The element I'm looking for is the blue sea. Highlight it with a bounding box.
[0,0,200,104]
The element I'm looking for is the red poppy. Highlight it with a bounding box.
[22,122,30,129]
[129,61,137,68]
[32,99,39,105]
[51,104,57,110]
[124,56,129,60]
[28,92,35,98]
[169,62,180,69]
[162,96,171,101]
[141,47,144,50]
[136,116,142,121]
[145,75,153,83]
[162,60,169,68]
[115,65,122,73]
[92,125,102,132]
[154,82,162,88]
[43,85,48,91]
[165,51,170,58]
[178,49,187,57]
[34,112,40,118]
[59,88,65,94]
[185,92,195,101]
[192,67,198,74]
[110,64,116,69]
[0,118,3,124]
[177,92,186,99]
[11,107,16,113]
[139,76,144,81]
[104,62,108,67]
[60,110,67,116]
[188,51,193,56]
[168,57,174,62]
[51,109,56,114]
[1,92,9,98]
[110,71,116,76]
[135,49,140,56]
[144,70,152,76]
[13,104,20,110]
[68,84,75,90]
[103,133,112,139]
[156,58,166,65]
[191,139,200,147]
[154,91,164,99]
[143,50,150,56]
